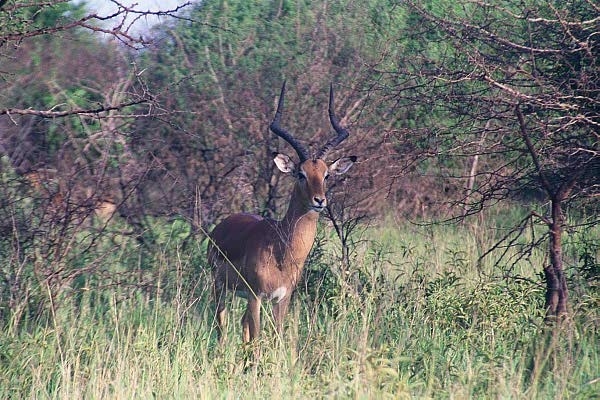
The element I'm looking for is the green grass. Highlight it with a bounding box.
[0,215,598,399]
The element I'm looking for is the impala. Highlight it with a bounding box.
[207,82,356,343]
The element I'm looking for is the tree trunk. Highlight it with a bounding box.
[544,197,568,320]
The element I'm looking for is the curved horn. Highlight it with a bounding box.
[316,83,350,159]
[269,81,310,163]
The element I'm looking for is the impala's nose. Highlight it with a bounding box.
[312,196,326,210]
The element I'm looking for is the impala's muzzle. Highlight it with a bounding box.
[311,196,327,212]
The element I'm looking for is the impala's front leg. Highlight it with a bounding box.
[242,295,261,342]
[272,295,291,339]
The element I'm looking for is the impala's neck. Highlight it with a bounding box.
[278,184,320,276]
[282,183,320,225]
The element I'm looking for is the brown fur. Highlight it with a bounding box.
[208,158,353,342]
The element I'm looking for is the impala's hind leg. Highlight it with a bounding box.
[213,276,227,344]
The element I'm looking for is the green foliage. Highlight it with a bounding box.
[0,215,598,398]
[0,1,599,396]
[565,222,600,300]
[0,1,87,44]
[0,158,207,329]
[1,1,131,181]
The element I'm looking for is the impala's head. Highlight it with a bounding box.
[270,81,356,213]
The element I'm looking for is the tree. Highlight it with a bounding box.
[0,0,193,322]
[0,0,194,220]
[0,0,191,119]
[135,0,409,229]
[381,0,599,320]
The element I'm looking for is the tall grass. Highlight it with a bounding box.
[0,212,598,399]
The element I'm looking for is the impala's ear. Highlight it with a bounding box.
[329,156,357,175]
[273,152,296,174]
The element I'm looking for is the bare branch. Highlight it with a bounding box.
[1,99,151,119]
[0,1,194,48]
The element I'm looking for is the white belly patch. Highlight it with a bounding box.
[261,286,287,303]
